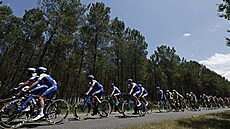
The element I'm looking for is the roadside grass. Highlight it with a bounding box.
[122,110,230,129]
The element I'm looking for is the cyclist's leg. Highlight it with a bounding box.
[92,88,104,103]
[133,91,141,106]
[142,94,148,106]
[91,89,104,115]
[114,93,121,106]
[32,85,57,121]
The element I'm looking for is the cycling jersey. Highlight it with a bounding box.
[128,82,141,95]
[140,87,148,97]
[166,91,173,100]
[31,73,57,96]
[110,86,121,95]
[89,80,104,96]
[29,75,39,83]
[157,89,166,100]
[37,73,57,87]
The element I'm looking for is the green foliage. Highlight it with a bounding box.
[0,1,230,100]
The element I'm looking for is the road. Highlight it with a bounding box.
[20,108,230,129]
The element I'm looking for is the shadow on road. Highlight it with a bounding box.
[20,122,64,128]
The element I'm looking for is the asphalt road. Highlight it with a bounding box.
[20,108,230,129]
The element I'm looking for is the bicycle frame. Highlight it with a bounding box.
[82,95,94,112]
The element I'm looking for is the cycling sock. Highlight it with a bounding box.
[40,108,44,115]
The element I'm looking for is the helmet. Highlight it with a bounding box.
[37,67,47,73]
[138,84,143,87]
[87,75,94,79]
[110,83,115,86]
[190,92,193,94]
[18,82,24,86]
[166,90,169,92]
[156,87,160,89]
[172,89,176,92]
[26,68,36,73]
[127,79,133,83]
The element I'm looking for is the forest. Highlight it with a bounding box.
[0,0,230,102]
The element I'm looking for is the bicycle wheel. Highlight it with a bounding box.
[165,101,172,112]
[157,101,164,112]
[145,101,153,114]
[108,100,114,114]
[98,100,110,117]
[45,99,69,124]
[138,101,146,116]
[122,100,135,117]
[0,99,31,128]
[74,102,91,120]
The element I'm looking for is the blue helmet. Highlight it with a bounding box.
[26,67,36,73]
[87,75,94,79]
[110,83,115,87]
[37,67,47,73]
[127,79,133,83]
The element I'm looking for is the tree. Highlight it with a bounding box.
[218,0,230,46]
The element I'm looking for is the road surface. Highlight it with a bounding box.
[20,108,230,129]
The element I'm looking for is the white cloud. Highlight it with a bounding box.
[210,25,222,32]
[183,33,191,38]
[199,53,230,80]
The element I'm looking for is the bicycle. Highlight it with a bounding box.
[0,90,69,128]
[107,96,123,114]
[121,94,146,117]
[144,101,153,114]
[157,99,172,112]
[74,95,110,120]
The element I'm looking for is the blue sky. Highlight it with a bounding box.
[2,0,230,80]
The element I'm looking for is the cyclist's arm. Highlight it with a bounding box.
[86,86,93,95]
[17,80,30,89]
[110,88,115,96]
[27,81,39,91]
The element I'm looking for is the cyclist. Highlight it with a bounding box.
[85,75,104,116]
[138,84,149,106]
[127,79,142,107]
[172,89,182,108]
[156,87,166,108]
[25,66,58,121]
[109,83,121,106]
[12,67,39,92]
[165,90,173,105]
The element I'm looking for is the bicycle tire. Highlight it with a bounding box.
[45,99,69,124]
[74,102,91,120]
[0,98,31,128]
[138,101,146,116]
[98,100,110,117]
[145,101,153,114]
[157,101,164,112]
[108,99,114,114]
[122,100,135,117]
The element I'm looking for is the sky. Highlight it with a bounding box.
[2,0,230,80]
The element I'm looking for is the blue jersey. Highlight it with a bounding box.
[29,75,39,83]
[89,80,103,91]
[128,82,140,93]
[141,87,148,94]
[37,73,57,87]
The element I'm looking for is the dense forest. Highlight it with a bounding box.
[0,0,230,102]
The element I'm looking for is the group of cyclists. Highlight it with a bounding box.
[86,76,149,111]
[1,67,230,129]
[156,87,230,112]
[10,66,58,121]
[3,67,150,120]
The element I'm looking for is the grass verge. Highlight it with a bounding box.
[122,110,230,129]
